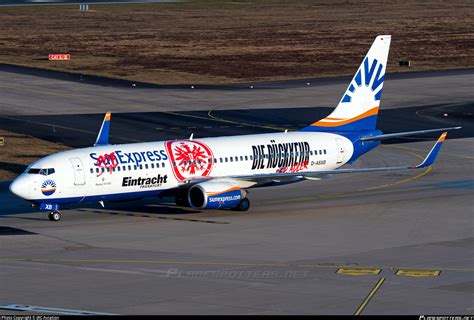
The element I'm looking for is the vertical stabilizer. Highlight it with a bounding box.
[301,35,391,132]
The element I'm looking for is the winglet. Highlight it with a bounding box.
[415,132,447,168]
[94,112,111,146]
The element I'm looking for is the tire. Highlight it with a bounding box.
[236,198,250,211]
[48,211,61,221]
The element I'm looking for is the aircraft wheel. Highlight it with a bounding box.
[48,211,61,221]
[236,198,250,211]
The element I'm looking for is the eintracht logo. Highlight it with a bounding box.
[342,57,385,104]
[41,179,56,196]
[165,140,214,181]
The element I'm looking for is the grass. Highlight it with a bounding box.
[0,0,472,84]
[0,130,70,180]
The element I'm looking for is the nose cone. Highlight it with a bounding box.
[9,175,30,200]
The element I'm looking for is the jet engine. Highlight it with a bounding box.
[187,181,248,210]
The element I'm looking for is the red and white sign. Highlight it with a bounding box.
[49,54,71,61]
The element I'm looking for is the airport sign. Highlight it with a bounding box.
[49,54,71,61]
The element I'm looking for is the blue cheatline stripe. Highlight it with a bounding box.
[32,189,163,205]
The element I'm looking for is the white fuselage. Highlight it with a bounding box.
[11,131,354,204]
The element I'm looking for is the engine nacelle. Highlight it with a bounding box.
[188,181,244,209]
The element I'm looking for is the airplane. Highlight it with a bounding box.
[9,35,461,221]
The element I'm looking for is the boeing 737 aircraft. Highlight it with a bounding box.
[9,35,460,221]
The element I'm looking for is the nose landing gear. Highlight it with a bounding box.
[48,211,61,221]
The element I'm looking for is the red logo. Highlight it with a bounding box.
[276,160,309,174]
[165,140,214,181]
[96,152,118,177]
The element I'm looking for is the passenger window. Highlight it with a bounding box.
[128,165,132,171]
[134,165,137,170]
[90,168,93,174]
[122,166,126,171]
[324,149,327,154]
[220,158,223,163]
[245,156,248,161]
[145,164,148,169]
[230,157,233,162]
[101,168,105,173]
[96,168,99,173]
[225,157,228,162]
[319,150,322,155]
[162,163,165,168]
[117,166,121,172]
[173,161,176,167]
[112,167,116,172]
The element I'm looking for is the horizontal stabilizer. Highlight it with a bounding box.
[360,126,461,141]
[94,112,112,146]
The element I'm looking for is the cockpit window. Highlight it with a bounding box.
[26,168,55,175]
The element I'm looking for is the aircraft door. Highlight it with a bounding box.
[70,157,86,185]
[335,138,345,164]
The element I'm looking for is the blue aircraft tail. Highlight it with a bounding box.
[301,35,391,133]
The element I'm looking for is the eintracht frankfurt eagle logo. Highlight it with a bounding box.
[165,140,214,181]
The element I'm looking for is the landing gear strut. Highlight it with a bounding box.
[48,210,61,221]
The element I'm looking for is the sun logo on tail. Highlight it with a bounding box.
[341,57,385,103]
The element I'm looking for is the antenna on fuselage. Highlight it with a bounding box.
[189,133,194,140]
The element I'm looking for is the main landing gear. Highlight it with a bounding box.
[235,198,250,212]
[48,210,61,221]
